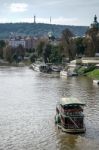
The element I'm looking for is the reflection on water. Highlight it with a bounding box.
[0,67,99,150]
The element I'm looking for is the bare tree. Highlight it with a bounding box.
[85,28,99,56]
[62,28,74,61]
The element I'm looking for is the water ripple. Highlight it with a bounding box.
[0,67,99,150]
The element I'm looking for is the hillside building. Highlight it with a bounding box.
[8,35,39,50]
[9,36,25,48]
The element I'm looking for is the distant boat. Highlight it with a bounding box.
[30,62,52,73]
[60,70,78,77]
[39,64,52,73]
[67,69,78,76]
[93,80,99,85]
[60,70,68,77]
[55,97,86,133]
[30,63,40,72]
[51,65,62,72]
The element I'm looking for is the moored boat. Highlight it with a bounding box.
[93,79,99,85]
[60,70,78,77]
[31,63,40,71]
[60,70,68,77]
[55,97,86,133]
[51,65,62,72]
[30,62,52,73]
[39,64,52,73]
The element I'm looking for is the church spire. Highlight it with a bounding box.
[94,14,97,23]
[90,15,99,29]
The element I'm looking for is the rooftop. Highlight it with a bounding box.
[60,97,85,106]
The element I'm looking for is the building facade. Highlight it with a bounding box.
[9,36,25,48]
[8,35,39,50]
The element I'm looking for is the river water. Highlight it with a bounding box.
[0,67,99,150]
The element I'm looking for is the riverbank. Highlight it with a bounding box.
[0,59,31,67]
[75,64,99,80]
[86,69,99,80]
[0,59,99,81]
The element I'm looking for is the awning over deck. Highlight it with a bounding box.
[60,97,85,106]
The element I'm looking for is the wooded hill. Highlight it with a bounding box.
[0,23,88,39]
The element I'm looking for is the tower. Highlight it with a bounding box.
[50,16,51,24]
[34,15,36,24]
[90,15,99,29]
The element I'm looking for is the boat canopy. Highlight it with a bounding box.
[60,97,85,106]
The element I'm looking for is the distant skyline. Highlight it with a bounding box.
[0,0,99,26]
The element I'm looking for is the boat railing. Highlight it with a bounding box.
[62,124,84,129]
[60,108,84,117]
[63,108,83,112]
[61,116,84,129]
[65,111,84,117]
[62,111,84,118]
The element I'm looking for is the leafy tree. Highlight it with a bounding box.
[49,45,62,63]
[36,40,45,57]
[75,37,85,56]
[26,48,35,53]
[16,45,25,59]
[43,44,52,63]
[11,45,25,62]
[30,53,37,63]
[0,40,6,58]
[0,40,6,48]
[3,46,13,62]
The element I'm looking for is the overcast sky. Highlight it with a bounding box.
[0,0,99,26]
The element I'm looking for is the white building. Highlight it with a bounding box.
[8,35,39,49]
[9,36,25,48]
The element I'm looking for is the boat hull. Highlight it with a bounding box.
[57,124,86,133]
[60,70,78,77]
[55,115,86,133]
[93,80,99,84]
[60,71,68,76]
